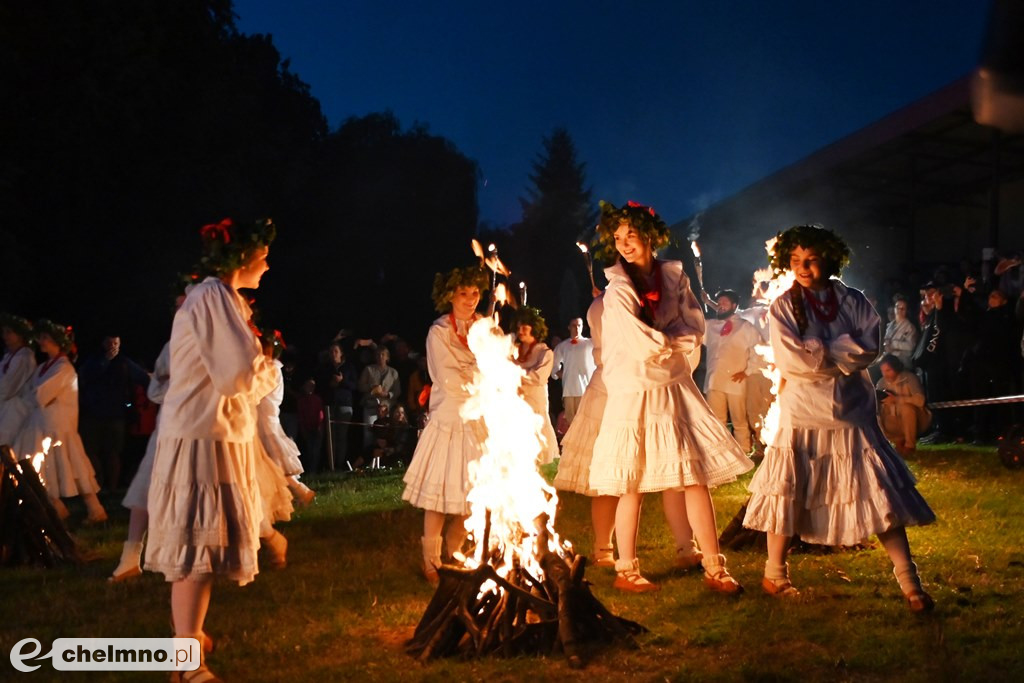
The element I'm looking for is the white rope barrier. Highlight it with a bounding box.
[927,395,1024,409]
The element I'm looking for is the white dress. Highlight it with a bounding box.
[0,346,36,445]
[743,280,935,545]
[122,342,170,510]
[553,295,606,495]
[257,360,304,477]
[145,277,275,586]
[253,360,293,526]
[402,314,487,515]
[588,260,754,495]
[15,356,101,497]
[517,342,560,465]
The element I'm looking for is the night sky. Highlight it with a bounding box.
[233,1,989,228]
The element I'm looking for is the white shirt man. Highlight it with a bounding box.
[551,317,596,426]
[703,290,760,452]
[736,290,772,447]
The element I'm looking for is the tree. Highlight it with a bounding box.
[514,128,597,334]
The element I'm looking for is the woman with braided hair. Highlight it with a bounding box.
[588,200,754,593]
[742,224,936,612]
[402,265,489,584]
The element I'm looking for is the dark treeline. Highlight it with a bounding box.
[1,0,479,362]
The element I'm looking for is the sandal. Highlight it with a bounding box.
[592,546,615,568]
[613,558,659,593]
[702,556,744,595]
[905,588,935,613]
[761,577,800,598]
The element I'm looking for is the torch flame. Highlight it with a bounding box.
[460,317,564,586]
[752,237,795,447]
[690,241,701,258]
[493,282,509,306]
[576,242,588,254]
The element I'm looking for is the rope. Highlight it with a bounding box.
[927,394,1024,409]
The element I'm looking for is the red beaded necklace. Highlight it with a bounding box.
[38,355,62,377]
[448,313,470,348]
[802,283,839,324]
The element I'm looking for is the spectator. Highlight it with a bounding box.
[551,317,596,428]
[876,354,932,456]
[296,378,325,472]
[995,250,1024,300]
[316,342,356,468]
[883,295,919,370]
[358,347,400,447]
[960,287,1019,442]
[78,333,150,487]
[406,354,431,421]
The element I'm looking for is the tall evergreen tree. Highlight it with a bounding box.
[515,128,597,335]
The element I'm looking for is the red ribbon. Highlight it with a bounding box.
[570,339,578,345]
[721,319,733,336]
[200,218,233,244]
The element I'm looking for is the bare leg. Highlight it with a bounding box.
[445,514,468,559]
[663,489,701,568]
[685,485,741,592]
[171,575,213,638]
[614,492,644,562]
[878,526,932,610]
[592,495,617,564]
[612,492,657,591]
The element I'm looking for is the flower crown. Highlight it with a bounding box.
[198,217,277,276]
[514,306,549,341]
[431,265,490,313]
[34,318,75,353]
[768,224,851,279]
[593,200,673,263]
[0,313,34,343]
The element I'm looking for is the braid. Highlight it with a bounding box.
[789,281,809,336]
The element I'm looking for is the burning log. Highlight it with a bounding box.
[406,545,644,668]
[0,445,80,567]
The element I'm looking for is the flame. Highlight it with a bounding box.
[487,243,496,254]
[690,241,701,258]
[576,241,588,254]
[460,317,564,585]
[26,437,60,485]
[471,239,486,262]
[493,282,509,305]
[752,238,795,447]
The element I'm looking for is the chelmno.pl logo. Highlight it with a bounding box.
[10,638,200,673]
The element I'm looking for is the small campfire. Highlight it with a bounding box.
[406,318,643,668]
[0,443,80,567]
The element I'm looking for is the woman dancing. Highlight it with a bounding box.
[742,224,935,612]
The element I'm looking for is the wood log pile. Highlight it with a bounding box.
[0,445,80,567]
[406,517,644,668]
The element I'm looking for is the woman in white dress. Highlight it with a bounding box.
[257,329,314,505]
[588,201,754,593]
[514,307,560,465]
[742,225,935,612]
[402,265,489,584]
[0,314,37,447]
[144,217,277,681]
[15,320,107,523]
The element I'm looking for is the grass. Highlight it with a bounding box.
[2,446,1023,682]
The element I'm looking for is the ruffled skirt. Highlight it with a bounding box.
[14,414,100,498]
[743,423,936,545]
[144,437,262,585]
[258,419,304,477]
[553,375,606,496]
[588,376,754,495]
[402,412,486,515]
[255,438,293,525]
